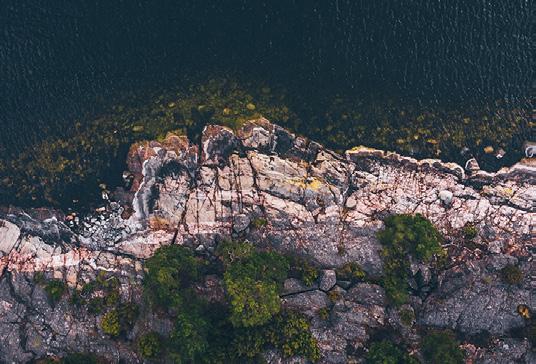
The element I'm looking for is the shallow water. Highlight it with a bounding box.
[0,1,533,207]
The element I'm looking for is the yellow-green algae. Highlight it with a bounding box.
[0,73,530,208]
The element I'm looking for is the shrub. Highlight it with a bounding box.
[138,332,162,359]
[169,310,210,363]
[289,256,319,286]
[232,311,320,362]
[318,307,330,321]
[378,214,443,262]
[268,312,320,361]
[61,353,98,364]
[421,330,464,364]
[215,240,254,267]
[500,264,523,285]
[44,279,66,304]
[365,340,417,364]
[399,307,415,326]
[101,310,121,337]
[377,214,443,305]
[232,326,267,359]
[462,224,478,240]
[226,276,281,327]
[224,251,289,327]
[335,262,366,282]
[141,244,319,362]
[144,245,203,308]
[251,218,268,229]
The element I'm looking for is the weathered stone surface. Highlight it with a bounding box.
[420,257,535,335]
[319,270,337,291]
[0,118,534,363]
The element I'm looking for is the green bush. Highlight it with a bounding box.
[169,310,210,362]
[289,256,319,286]
[377,214,443,305]
[215,240,254,267]
[462,224,478,240]
[365,340,418,364]
[399,307,415,326]
[335,262,366,282]
[138,332,162,359]
[44,279,66,304]
[421,330,464,364]
[142,244,319,362]
[378,214,443,262]
[101,310,121,337]
[268,312,320,361]
[251,218,268,229]
[61,353,98,364]
[232,311,320,362]
[500,264,523,285]
[144,245,203,308]
[224,251,289,327]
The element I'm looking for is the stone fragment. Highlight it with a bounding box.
[319,269,337,291]
[232,214,250,233]
[438,190,453,206]
[0,220,20,254]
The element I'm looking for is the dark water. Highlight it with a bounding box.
[1,1,533,156]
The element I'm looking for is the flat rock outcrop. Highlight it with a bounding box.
[0,118,534,363]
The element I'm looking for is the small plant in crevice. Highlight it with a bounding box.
[398,307,415,327]
[289,255,319,287]
[377,214,444,306]
[318,307,330,321]
[365,340,418,364]
[421,329,465,364]
[335,262,366,283]
[137,331,162,359]
[462,223,478,240]
[328,290,342,303]
[500,264,523,285]
[101,309,121,337]
[43,279,66,305]
[250,217,268,229]
[517,304,531,319]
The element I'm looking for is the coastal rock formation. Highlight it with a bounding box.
[0,118,534,363]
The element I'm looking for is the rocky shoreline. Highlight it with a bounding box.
[0,118,534,363]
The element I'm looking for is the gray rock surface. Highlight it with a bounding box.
[0,118,534,363]
[319,270,337,291]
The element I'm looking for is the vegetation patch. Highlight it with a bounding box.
[1,74,528,209]
[335,262,366,283]
[288,255,319,287]
[377,214,444,305]
[500,264,523,285]
[140,243,319,362]
[137,332,162,359]
[33,274,67,305]
[462,224,478,241]
[398,307,415,327]
[421,330,465,364]
[365,340,418,364]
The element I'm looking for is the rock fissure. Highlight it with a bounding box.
[0,118,534,363]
